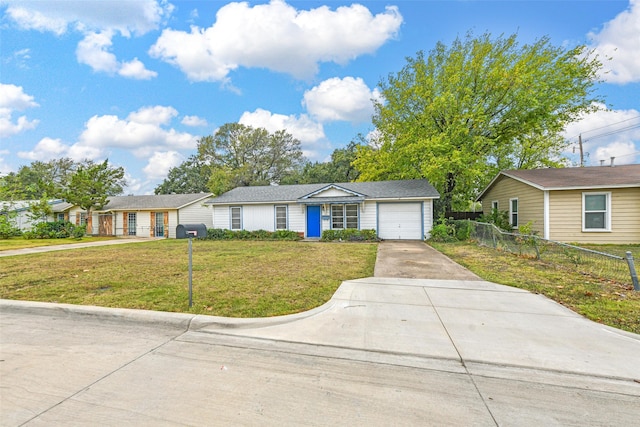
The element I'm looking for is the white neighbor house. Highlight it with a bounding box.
[206,180,440,240]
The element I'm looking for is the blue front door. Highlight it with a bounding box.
[306,205,321,238]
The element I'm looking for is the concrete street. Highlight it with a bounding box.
[1,241,639,426]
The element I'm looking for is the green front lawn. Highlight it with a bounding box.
[0,236,116,251]
[0,240,377,317]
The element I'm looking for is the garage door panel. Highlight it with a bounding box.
[378,203,423,240]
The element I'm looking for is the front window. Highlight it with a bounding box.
[79,212,87,226]
[57,213,65,222]
[331,204,359,229]
[583,193,610,231]
[491,201,499,211]
[275,205,287,230]
[509,198,518,228]
[230,206,242,230]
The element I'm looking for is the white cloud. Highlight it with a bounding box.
[182,115,208,127]
[0,149,15,175]
[239,108,325,144]
[239,108,329,160]
[118,58,158,80]
[588,0,640,84]
[75,106,197,158]
[143,151,184,180]
[563,103,640,165]
[76,31,157,78]
[4,1,168,79]
[15,105,198,164]
[3,0,171,36]
[127,106,177,126]
[76,31,119,73]
[0,84,39,137]
[149,0,402,82]
[17,137,68,161]
[0,83,39,110]
[303,77,381,123]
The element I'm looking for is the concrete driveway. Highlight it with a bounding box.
[1,240,639,426]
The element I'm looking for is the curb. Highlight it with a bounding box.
[0,297,336,331]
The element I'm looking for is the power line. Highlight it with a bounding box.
[582,123,640,142]
[567,115,640,140]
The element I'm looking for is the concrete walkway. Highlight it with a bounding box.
[1,241,639,426]
[0,238,152,257]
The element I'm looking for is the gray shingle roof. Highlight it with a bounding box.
[207,180,439,204]
[99,193,212,211]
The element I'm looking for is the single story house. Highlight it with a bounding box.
[476,164,640,244]
[206,179,440,240]
[0,199,73,231]
[64,193,213,238]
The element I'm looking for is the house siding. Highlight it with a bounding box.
[359,201,376,230]
[548,187,640,244]
[482,177,544,234]
[423,200,434,239]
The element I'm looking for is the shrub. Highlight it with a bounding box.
[478,209,512,231]
[428,217,456,242]
[454,220,473,241]
[320,229,379,242]
[0,215,22,239]
[22,221,85,239]
[205,228,301,241]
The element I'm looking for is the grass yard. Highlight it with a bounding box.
[429,241,640,334]
[0,236,116,250]
[0,240,377,317]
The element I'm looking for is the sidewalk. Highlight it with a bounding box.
[0,238,152,257]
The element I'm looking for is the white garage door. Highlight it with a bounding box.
[378,203,423,240]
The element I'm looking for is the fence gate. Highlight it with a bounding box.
[98,214,114,236]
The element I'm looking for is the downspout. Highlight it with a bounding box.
[543,190,550,240]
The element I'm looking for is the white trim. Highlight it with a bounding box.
[230,206,242,230]
[582,192,611,232]
[274,205,288,230]
[509,198,519,229]
[543,190,550,239]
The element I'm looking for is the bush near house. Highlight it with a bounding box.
[22,221,86,240]
[205,228,301,241]
[0,215,22,239]
[321,229,379,242]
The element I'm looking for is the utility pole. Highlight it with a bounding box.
[578,134,584,167]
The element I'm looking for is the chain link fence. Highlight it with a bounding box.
[466,221,639,289]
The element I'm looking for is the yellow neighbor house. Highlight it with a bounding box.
[477,164,640,244]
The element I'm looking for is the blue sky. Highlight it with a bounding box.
[1,0,639,194]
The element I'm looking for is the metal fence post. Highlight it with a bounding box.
[625,251,639,291]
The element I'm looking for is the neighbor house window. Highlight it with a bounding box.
[79,212,87,226]
[509,198,518,228]
[275,205,287,230]
[56,213,65,222]
[331,204,359,229]
[583,192,610,231]
[491,201,499,211]
[230,206,242,230]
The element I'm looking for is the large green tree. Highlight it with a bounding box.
[354,32,602,214]
[154,155,211,195]
[0,158,77,200]
[197,123,304,194]
[62,159,126,230]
